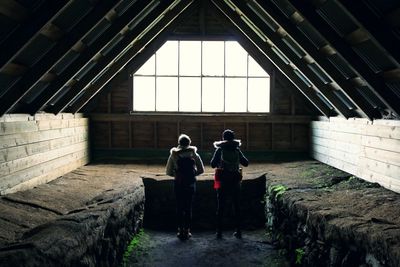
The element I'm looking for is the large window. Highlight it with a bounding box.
[132,40,270,112]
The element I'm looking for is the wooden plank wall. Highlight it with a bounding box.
[0,113,90,195]
[90,114,311,152]
[310,117,400,193]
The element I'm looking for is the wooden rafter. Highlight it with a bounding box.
[210,0,332,117]
[338,1,400,65]
[231,0,354,119]
[27,1,153,115]
[287,0,400,117]
[253,0,377,119]
[0,0,69,69]
[47,0,179,114]
[0,0,118,116]
[68,0,197,114]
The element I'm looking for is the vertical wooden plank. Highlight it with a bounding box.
[107,93,111,114]
[271,123,274,150]
[290,123,295,149]
[154,121,158,149]
[108,122,112,148]
[291,94,296,115]
[129,121,133,148]
[246,122,250,150]
[200,123,204,150]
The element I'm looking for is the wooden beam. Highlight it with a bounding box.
[232,0,354,119]
[0,0,117,116]
[0,0,28,21]
[50,0,175,114]
[254,0,377,119]
[0,0,69,68]
[211,0,332,117]
[68,0,197,114]
[26,0,148,115]
[338,0,400,65]
[287,0,400,117]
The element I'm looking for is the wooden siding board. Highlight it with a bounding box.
[248,123,272,150]
[157,122,177,149]
[111,122,129,148]
[311,119,400,194]
[132,121,155,148]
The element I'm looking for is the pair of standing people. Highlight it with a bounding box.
[166,129,249,240]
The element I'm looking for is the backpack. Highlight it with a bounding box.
[175,156,196,185]
[221,148,240,172]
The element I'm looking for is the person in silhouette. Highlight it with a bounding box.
[166,134,204,240]
[211,129,249,239]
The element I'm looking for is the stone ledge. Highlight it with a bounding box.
[142,172,267,230]
[265,161,400,267]
[0,165,145,267]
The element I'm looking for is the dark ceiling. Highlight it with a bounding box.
[0,0,399,120]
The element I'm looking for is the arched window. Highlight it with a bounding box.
[132,40,270,112]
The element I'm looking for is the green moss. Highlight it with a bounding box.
[295,248,305,265]
[269,185,288,201]
[122,229,148,267]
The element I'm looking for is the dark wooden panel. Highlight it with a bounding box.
[248,123,272,150]
[132,121,155,148]
[111,122,129,148]
[157,122,177,149]
[91,122,109,148]
[293,124,309,151]
[111,81,129,113]
[273,124,291,150]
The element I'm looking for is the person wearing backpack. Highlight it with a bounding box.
[166,134,204,240]
[211,129,249,239]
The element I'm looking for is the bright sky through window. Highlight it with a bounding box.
[132,40,270,112]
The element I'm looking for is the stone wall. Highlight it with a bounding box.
[142,174,266,230]
[265,162,400,267]
[0,165,145,267]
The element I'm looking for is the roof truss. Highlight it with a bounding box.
[0,0,398,120]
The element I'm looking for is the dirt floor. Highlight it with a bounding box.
[123,229,289,267]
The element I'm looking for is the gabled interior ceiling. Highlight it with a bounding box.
[0,0,399,120]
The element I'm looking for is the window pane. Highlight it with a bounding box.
[225,78,247,112]
[248,56,269,77]
[135,55,155,75]
[225,41,247,76]
[133,77,155,111]
[180,41,201,76]
[248,78,270,112]
[202,41,224,76]
[156,41,178,75]
[156,77,178,111]
[202,78,224,112]
[179,77,201,112]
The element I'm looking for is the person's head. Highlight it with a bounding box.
[178,134,191,147]
[222,129,235,141]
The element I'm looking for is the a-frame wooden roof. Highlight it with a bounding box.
[0,0,399,120]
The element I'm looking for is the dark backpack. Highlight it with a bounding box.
[175,156,196,184]
[221,148,240,172]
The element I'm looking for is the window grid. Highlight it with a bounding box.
[132,40,270,113]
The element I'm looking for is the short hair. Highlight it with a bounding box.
[178,134,191,147]
[222,129,235,141]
